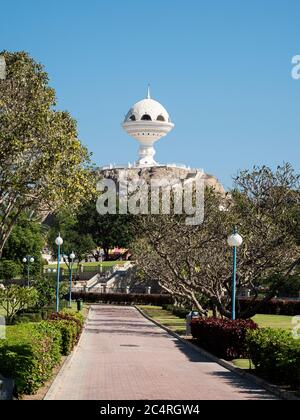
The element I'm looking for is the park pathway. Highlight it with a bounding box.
[45,305,276,400]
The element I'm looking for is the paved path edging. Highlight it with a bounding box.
[135,306,299,401]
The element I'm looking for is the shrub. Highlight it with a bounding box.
[48,310,84,354]
[0,285,39,324]
[51,320,78,355]
[71,292,173,306]
[14,312,43,324]
[0,260,22,280]
[237,298,300,316]
[191,317,258,360]
[0,322,61,395]
[247,328,300,386]
[32,277,69,309]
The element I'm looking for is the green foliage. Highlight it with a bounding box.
[0,259,22,280]
[49,310,84,355]
[0,285,39,323]
[47,209,96,263]
[0,322,61,395]
[61,308,84,325]
[32,277,69,308]
[247,328,300,386]
[2,213,45,276]
[51,320,78,355]
[76,199,135,259]
[0,310,85,395]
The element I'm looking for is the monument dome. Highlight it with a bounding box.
[122,87,174,166]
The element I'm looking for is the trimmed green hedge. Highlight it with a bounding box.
[0,310,85,395]
[51,320,78,355]
[247,328,300,386]
[48,310,84,355]
[0,322,61,395]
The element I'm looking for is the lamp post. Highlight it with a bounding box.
[227,227,243,320]
[68,252,75,308]
[55,234,63,312]
[22,256,34,287]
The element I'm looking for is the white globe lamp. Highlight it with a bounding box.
[55,235,63,246]
[227,233,243,247]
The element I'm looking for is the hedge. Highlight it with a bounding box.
[237,298,300,316]
[247,328,300,386]
[48,310,84,355]
[0,322,61,395]
[71,292,173,306]
[0,311,85,395]
[191,317,258,360]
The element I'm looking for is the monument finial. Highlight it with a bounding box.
[147,84,151,99]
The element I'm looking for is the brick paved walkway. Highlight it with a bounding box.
[45,305,276,400]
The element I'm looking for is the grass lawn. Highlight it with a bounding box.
[138,305,187,335]
[252,314,293,330]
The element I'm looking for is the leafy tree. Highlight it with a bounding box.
[0,51,95,257]
[47,209,96,265]
[32,277,69,309]
[0,285,38,323]
[2,212,45,276]
[0,260,22,280]
[76,199,135,260]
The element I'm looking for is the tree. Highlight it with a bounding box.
[0,51,95,257]
[32,277,69,309]
[0,285,38,323]
[76,199,135,260]
[2,212,45,277]
[47,209,96,265]
[132,164,300,318]
[0,260,22,280]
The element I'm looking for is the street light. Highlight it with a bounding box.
[69,252,75,308]
[55,234,63,312]
[227,227,243,320]
[22,256,34,287]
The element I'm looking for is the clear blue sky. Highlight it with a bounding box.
[1,0,300,188]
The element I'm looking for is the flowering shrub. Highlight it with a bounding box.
[191,317,258,360]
